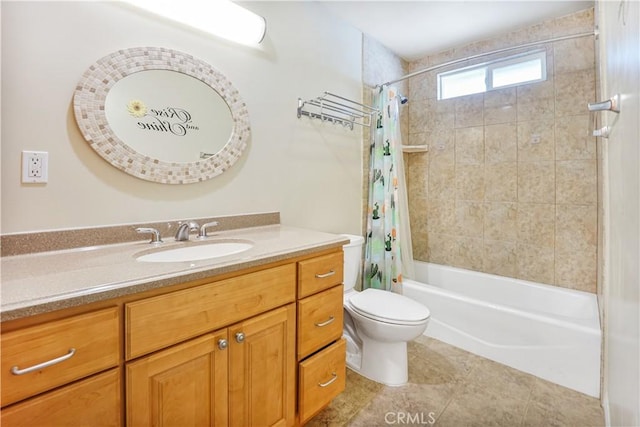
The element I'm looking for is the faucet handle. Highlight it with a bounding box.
[135,227,163,244]
[198,221,219,239]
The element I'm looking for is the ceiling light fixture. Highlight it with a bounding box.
[125,0,266,46]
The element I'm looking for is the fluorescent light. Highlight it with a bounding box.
[125,0,266,46]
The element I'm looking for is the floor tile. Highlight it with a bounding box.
[463,357,536,402]
[349,383,448,427]
[435,390,528,427]
[523,378,605,427]
[307,337,604,427]
[408,338,478,386]
[305,369,383,427]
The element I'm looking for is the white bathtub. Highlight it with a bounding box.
[403,261,601,397]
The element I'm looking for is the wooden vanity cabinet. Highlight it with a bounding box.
[0,306,121,426]
[125,264,297,427]
[296,252,347,425]
[126,305,296,427]
[1,247,346,427]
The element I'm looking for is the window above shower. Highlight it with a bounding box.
[437,50,547,100]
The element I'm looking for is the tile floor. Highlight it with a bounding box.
[307,336,604,427]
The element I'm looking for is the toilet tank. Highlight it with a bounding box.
[341,234,365,291]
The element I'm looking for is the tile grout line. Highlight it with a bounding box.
[519,379,536,426]
[433,352,482,425]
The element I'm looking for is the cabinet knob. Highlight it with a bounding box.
[218,339,228,350]
[235,332,245,343]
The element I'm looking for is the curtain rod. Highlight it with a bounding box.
[377,30,597,88]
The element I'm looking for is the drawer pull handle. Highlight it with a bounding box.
[218,339,228,350]
[318,372,338,387]
[315,316,335,327]
[315,270,335,279]
[235,332,245,343]
[11,348,76,375]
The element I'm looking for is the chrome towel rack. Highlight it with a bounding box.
[297,91,377,130]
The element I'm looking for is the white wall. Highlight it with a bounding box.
[598,0,640,425]
[1,1,364,234]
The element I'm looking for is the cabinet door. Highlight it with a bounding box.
[126,330,228,427]
[229,304,296,427]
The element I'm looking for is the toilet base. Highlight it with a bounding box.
[344,333,363,370]
[346,336,409,386]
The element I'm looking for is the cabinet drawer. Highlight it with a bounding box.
[1,307,120,407]
[1,368,121,427]
[297,285,343,360]
[126,263,296,359]
[298,338,346,424]
[298,252,344,298]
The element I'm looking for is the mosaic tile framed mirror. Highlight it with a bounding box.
[73,47,250,184]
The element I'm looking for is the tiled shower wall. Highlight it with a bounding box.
[405,8,598,292]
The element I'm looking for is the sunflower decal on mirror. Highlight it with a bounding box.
[127,99,147,117]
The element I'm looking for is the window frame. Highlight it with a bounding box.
[437,50,547,100]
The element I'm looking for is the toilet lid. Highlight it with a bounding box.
[349,288,430,324]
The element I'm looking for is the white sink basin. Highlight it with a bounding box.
[136,240,253,263]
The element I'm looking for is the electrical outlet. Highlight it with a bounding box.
[22,151,48,183]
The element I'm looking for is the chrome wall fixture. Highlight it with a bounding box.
[297,92,378,130]
[588,94,620,113]
[588,94,620,138]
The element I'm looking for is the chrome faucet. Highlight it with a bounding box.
[136,227,163,244]
[197,221,219,239]
[175,221,199,241]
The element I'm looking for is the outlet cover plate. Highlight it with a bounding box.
[22,151,48,183]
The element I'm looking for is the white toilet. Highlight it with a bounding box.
[341,234,430,386]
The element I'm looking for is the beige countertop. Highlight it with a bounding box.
[1,224,348,322]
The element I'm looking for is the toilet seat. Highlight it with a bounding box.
[347,288,430,326]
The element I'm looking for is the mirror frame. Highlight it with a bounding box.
[73,47,250,184]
